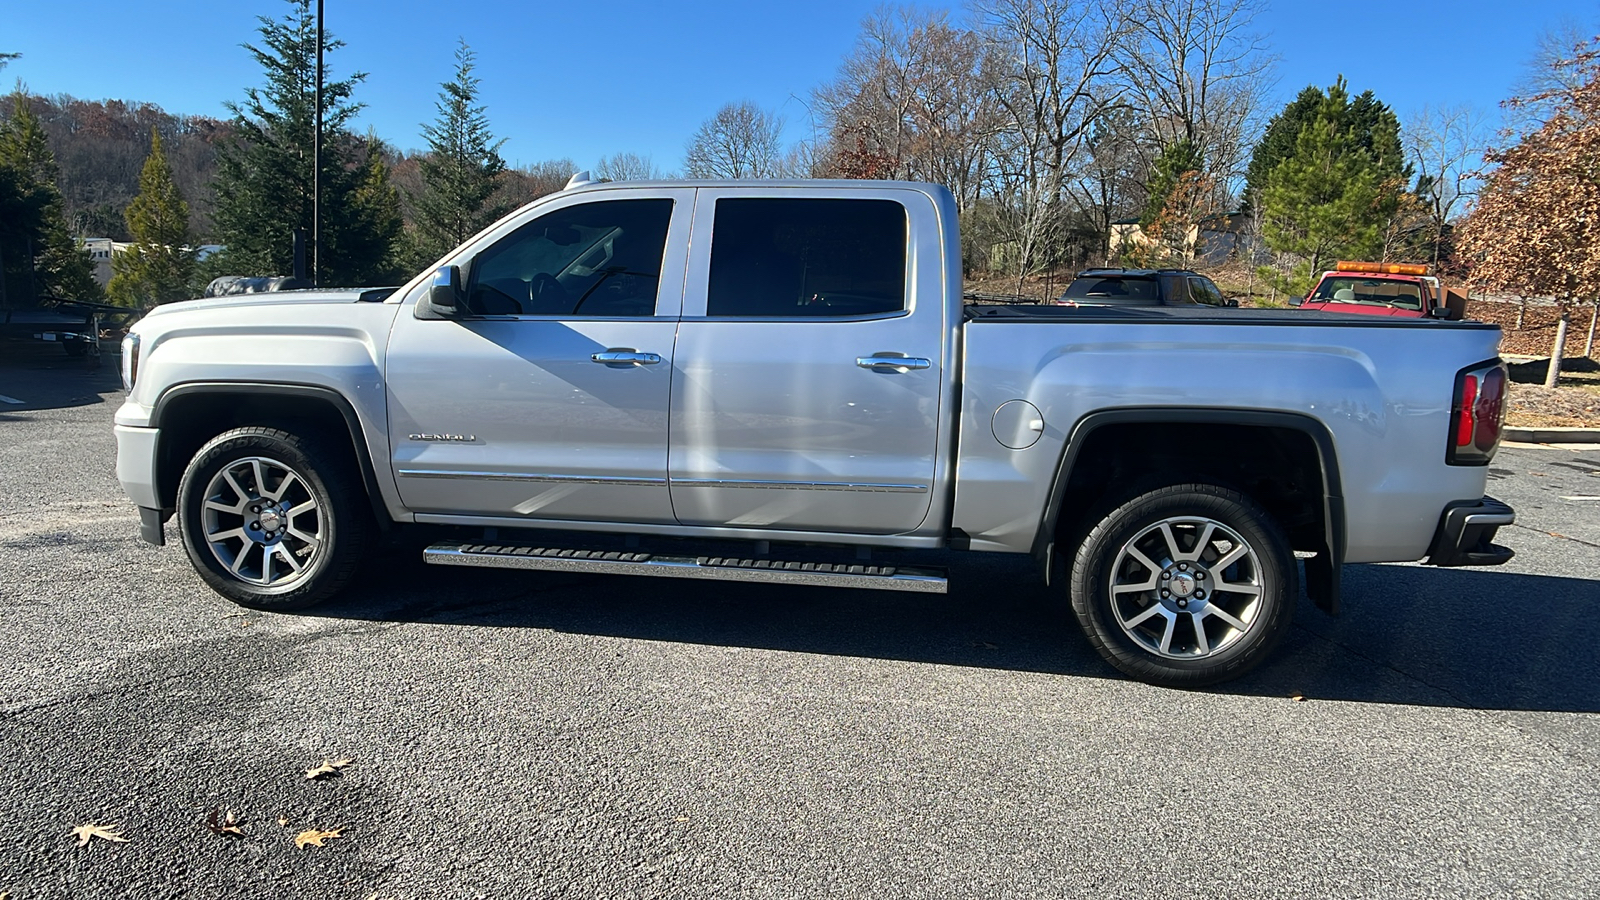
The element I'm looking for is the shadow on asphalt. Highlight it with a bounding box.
[311,544,1599,715]
[0,341,123,412]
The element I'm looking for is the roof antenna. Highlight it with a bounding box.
[564,170,599,190]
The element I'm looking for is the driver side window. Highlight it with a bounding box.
[466,198,674,317]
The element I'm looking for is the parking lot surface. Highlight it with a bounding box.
[0,346,1596,898]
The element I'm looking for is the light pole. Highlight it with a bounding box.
[312,0,323,287]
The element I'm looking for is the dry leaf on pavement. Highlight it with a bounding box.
[304,757,354,780]
[205,808,246,838]
[1289,692,1307,702]
[295,827,343,849]
[71,823,129,846]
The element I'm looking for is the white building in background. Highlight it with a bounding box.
[81,237,130,287]
[80,239,224,287]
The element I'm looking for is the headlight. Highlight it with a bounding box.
[120,333,140,391]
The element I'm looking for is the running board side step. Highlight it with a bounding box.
[423,542,948,593]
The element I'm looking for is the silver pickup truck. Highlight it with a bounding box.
[113,178,1515,687]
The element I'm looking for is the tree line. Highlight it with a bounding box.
[0,0,1593,339]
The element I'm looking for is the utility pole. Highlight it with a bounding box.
[312,0,323,287]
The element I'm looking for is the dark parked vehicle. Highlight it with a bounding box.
[1054,268,1239,308]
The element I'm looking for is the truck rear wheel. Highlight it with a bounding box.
[1069,483,1296,688]
[176,427,371,611]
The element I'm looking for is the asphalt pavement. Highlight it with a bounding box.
[0,343,1595,899]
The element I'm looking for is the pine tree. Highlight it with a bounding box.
[1243,85,1324,214]
[410,39,508,268]
[1140,139,1205,227]
[208,0,395,285]
[108,131,197,307]
[343,136,405,284]
[0,92,101,304]
[1256,79,1409,294]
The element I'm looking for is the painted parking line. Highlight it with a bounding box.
[1560,496,1600,501]
[0,394,23,404]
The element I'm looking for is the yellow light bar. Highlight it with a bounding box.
[1336,260,1430,276]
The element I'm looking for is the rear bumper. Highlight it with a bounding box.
[1424,496,1515,567]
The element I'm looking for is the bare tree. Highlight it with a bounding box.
[683,102,784,179]
[595,151,662,181]
[1119,0,1272,189]
[976,0,1132,288]
[1405,104,1489,268]
[813,7,1007,208]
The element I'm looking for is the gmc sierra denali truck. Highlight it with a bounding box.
[113,178,1515,687]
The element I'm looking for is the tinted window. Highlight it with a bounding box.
[467,198,673,317]
[1188,276,1224,306]
[1060,276,1160,303]
[706,198,907,317]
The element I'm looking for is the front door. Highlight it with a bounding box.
[667,188,947,535]
[386,188,694,524]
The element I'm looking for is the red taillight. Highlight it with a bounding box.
[1455,374,1478,448]
[1448,360,1507,465]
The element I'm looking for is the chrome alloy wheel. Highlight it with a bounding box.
[1108,516,1264,659]
[200,456,323,587]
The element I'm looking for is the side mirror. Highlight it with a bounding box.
[427,266,464,316]
[1428,305,1453,319]
[1288,296,1304,307]
[1226,297,1240,308]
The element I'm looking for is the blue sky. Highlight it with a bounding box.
[5,0,1597,172]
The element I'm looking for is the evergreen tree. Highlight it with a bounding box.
[1256,79,1410,294]
[410,39,508,267]
[1243,86,1324,214]
[343,135,406,284]
[208,0,395,285]
[1140,139,1204,227]
[108,131,197,307]
[0,92,101,304]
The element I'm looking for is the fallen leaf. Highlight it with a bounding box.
[205,808,246,838]
[295,827,343,849]
[278,816,290,827]
[71,823,129,846]
[304,757,354,780]
[1289,692,1307,702]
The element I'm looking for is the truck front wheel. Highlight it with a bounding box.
[1069,483,1296,688]
[176,427,371,611]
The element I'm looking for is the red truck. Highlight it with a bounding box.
[1293,261,1468,319]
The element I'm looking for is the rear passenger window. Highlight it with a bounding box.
[706,198,907,317]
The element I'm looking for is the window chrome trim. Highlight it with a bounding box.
[671,478,929,493]
[397,469,665,485]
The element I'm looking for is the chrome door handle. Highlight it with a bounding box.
[857,355,931,371]
[591,350,662,366]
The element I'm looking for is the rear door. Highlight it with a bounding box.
[667,187,947,535]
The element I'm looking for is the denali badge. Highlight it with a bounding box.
[408,433,477,442]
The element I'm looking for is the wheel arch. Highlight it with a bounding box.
[149,382,390,530]
[1034,408,1345,613]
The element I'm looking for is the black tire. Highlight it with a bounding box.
[1068,483,1296,688]
[176,426,372,611]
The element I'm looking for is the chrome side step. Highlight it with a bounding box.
[422,542,948,593]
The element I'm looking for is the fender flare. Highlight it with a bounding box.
[150,381,390,530]
[1034,407,1346,614]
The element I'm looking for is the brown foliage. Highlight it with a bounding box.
[1459,43,1600,303]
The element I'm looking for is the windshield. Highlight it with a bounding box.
[1309,276,1423,310]
[1060,276,1160,304]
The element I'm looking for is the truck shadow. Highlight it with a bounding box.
[321,549,1598,715]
